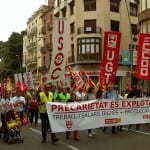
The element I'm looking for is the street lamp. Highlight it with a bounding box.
[16,55,22,74]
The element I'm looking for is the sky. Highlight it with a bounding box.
[0,0,47,42]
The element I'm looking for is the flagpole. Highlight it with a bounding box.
[125,0,134,86]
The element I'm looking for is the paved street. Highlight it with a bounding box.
[0,122,150,150]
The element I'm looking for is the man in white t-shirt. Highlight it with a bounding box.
[12,90,26,118]
[1,93,13,114]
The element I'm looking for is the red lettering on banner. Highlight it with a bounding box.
[51,68,62,80]
[52,105,57,111]
[58,36,63,50]
[100,32,121,85]
[66,120,72,130]
[50,19,65,80]
[105,118,121,124]
[51,101,108,112]
[110,101,119,108]
[143,114,150,119]
[136,33,150,79]
[58,20,64,34]
[122,100,150,108]
[54,52,64,66]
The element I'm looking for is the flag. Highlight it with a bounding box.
[100,31,121,85]
[136,33,150,80]
[46,18,68,83]
[14,73,23,91]
[23,72,34,89]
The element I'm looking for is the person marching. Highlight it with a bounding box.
[86,86,96,137]
[66,92,80,141]
[12,90,26,121]
[28,90,38,126]
[102,84,119,134]
[38,84,59,144]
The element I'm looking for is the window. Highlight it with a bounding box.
[69,0,74,15]
[43,55,46,66]
[55,12,60,17]
[54,0,61,8]
[49,34,52,45]
[84,0,96,11]
[84,19,96,33]
[70,22,75,34]
[131,24,137,35]
[69,44,75,62]
[62,7,66,17]
[111,20,119,31]
[110,0,120,12]
[77,37,101,61]
[130,3,137,17]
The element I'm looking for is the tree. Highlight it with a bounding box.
[0,31,24,80]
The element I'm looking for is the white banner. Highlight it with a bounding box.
[46,18,67,83]
[46,98,150,133]
[14,73,23,90]
[23,72,34,89]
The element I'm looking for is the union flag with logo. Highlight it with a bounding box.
[100,31,121,85]
[136,33,150,80]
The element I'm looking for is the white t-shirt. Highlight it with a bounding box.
[12,96,26,112]
[0,98,13,114]
[76,91,86,101]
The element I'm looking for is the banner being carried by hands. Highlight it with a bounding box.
[46,98,150,133]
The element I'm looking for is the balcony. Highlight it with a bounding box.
[26,42,37,50]
[77,26,102,35]
[77,54,101,62]
[27,27,37,38]
[25,57,37,65]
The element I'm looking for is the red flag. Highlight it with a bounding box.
[100,31,121,85]
[136,33,150,80]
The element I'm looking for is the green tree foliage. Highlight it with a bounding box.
[0,31,24,78]
[8,32,23,72]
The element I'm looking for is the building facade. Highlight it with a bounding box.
[23,0,139,90]
[23,5,49,87]
[135,0,150,87]
[53,0,138,91]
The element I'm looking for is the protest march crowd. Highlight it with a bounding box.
[0,81,150,145]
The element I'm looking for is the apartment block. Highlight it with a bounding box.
[53,0,138,91]
[23,0,138,90]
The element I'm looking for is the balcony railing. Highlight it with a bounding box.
[77,26,101,34]
[26,42,37,50]
[77,53,101,61]
[25,58,37,65]
[27,27,37,37]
